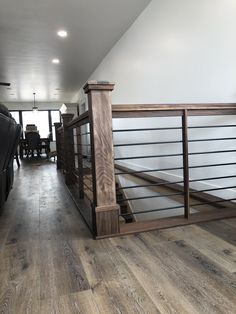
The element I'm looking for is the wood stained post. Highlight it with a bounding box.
[61,114,76,185]
[84,81,120,237]
[54,122,62,170]
[182,109,190,219]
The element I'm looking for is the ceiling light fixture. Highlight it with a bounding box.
[32,92,38,112]
[57,30,68,38]
[52,58,60,64]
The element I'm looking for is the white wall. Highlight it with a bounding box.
[73,0,236,202]
[74,0,236,104]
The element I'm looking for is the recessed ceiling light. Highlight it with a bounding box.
[52,58,60,64]
[57,30,68,38]
[55,88,61,91]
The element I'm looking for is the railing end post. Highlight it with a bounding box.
[83,80,119,237]
[61,113,74,126]
[95,204,120,237]
[83,81,115,94]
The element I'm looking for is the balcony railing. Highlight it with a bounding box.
[55,81,236,238]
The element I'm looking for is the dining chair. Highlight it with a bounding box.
[25,132,41,158]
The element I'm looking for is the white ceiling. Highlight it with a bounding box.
[0,0,150,102]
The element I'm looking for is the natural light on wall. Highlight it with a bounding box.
[60,104,67,114]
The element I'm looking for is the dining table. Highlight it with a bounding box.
[19,137,50,158]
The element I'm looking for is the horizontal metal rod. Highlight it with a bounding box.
[83,182,93,192]
[115,166,183,175]
[84,176,93,182]
[189,174,236,183]
[114,138,236,148]
[189,162,236,169]
[114,140,182,147]
[113,127,182,133]
[116,175,236,191]
[189,149,236,156]
[189,137,236,143]
[190,185,236,195]
[113,125,236,134]
[76,143,91,146]
[115,153,183,161]
[120,205,184,216]
[118,192,184,203]
[116,180,184,190]
[189,124,236,129]
[84,192,93,204]
[80,132,90,136]
[191,198,236,207]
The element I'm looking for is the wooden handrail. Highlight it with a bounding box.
[112,103,236,111]
[55,81,236,239]
[66,111,89,128]
[112,104,236,118]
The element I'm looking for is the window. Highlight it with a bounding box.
[10,111,20,124]
[51,110,61,141]
[22,111,49,138]
[9,109,60,140]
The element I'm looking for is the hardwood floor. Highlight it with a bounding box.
[0,160,235,313]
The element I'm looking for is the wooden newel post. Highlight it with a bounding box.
[61,113,76,185]
[54,122,62,170]
[84,81,120,237]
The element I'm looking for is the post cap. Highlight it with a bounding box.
[54,122,62,127]
[61,113,74,126]
[83,81,115,94]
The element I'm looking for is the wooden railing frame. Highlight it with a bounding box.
[84,82,120,237]
[55,81,236,238]
[56,82,121,238]
[61,114,76,185]
[54,122,62,170]
[112,102,236,236]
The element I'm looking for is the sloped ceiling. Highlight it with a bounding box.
[0,0,150,102]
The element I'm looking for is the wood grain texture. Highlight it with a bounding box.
[0,160,235,313]
[87,91,117,206]
[112,104,236,118]
[40,290,100,314]
[112,103,236,111]
[84,82,120,236]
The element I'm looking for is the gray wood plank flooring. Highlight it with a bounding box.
[0,160,235,313]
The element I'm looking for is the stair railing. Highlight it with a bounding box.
[56,82,120,238]
[56,81,236,238]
